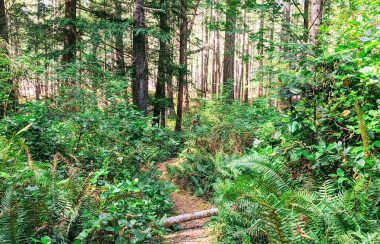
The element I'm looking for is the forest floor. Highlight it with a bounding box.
[157,159,215,244]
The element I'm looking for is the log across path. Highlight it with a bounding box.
[157,159,217,243]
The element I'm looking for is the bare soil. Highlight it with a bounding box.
[157,159,215,244]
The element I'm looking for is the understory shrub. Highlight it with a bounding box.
[0,101,182,243]
[169,99,279,196]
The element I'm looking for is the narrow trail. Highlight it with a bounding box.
[157,159,214,244]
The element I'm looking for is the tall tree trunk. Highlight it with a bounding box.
[62,0,76,64]
[153,0,169,126]
[243,41,249,102]
[303,0,309,43]
[202,13,209,98]
[212,6,221,95]
[175,0,188,132]
[167,42,175,115]
[238,12,246,101]
[258,8,264,97]
[310,0,322,44]
[222,0,236,100]
[216,18,221,95]
[0,0,8,43]
[115,1,126,76]
[133,0,148,114]
[0,0,16,117]
[211,6,217,95]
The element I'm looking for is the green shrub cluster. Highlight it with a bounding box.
[0,101,181,243]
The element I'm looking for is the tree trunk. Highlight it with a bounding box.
[167,42,175,115]
[310,0,322,44]
[222,0,236,100]
[238,13,246,101]
[212,6,221,95]
[62,0,76,64]
[133,0,148,114]
[303,0,309,43]
[114,1,126,76]
[243,41,249,103]
[175,0,188,132]
[0,0,16,117]
[258,8,264,97]
[164,208,218,227]
[0,0,8,43]
[202,14,209,98]
[153,0,169,126]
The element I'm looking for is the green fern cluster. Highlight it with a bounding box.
[215,155,380,243]
[0,156,92,243]
[0,129,174,243]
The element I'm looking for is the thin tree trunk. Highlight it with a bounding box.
[211,6,217,95]
[115,1,126,76]
[0,0,16,117]
[167,42,175,115]
[310,0,323,44]
[153,0,169,126]
[202,13,209,98]
[303,0,309,43]
[243,41,249,102]
[258,8,264,97]
[216,17,221,95]
[175,0,188,132]
[184,40,189,111]
[238,13,246,101]
[133,0,148,114]
[62,0,76,64]
[222,0,236,100]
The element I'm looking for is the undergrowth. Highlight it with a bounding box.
[0,101,182,243]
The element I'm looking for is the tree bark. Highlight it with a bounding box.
[133,0,148,114]
[175,0,200,131]
[0,0,8,43]
[62,0,77,64]
[164,208,218,227]
[175,0,188,132]
[167,42,175,115]
[222,0,236,100]
[303,0,309,43]
[153,0,169,126]
[211,6,221,96]
[202,13,209,98]
[258,8,264,97]
[114,1,126,77]
[243,41,249,103]
[310,0,322,44]
[0,0,16,117]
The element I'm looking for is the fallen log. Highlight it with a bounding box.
[163,208,218,227]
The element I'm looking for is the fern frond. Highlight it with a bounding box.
[227,155,289,195]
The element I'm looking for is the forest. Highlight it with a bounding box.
[0,0,379,243]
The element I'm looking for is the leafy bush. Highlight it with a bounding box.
[0,101,181,243]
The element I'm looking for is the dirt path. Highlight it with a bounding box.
[157,159,214,244]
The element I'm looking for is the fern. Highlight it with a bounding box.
[215,155,380,243]
[0,188,29,244]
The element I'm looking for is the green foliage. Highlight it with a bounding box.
[278,0,380,179]
[214,155,380,243]
[169,99,279,196]
[0,101,181,243]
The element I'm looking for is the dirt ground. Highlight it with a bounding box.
[157,159,215,244]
